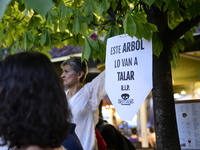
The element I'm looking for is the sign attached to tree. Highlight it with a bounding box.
[105,34,152,121]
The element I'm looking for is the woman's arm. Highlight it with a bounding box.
[85,70,106,108]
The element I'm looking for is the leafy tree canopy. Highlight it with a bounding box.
[1,0,199,62]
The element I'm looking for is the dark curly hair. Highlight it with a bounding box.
[131,128,138,135]
[0,52,70,149]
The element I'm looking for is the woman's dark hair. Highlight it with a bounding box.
[60,56,88,83]
[131,128,138,135]
[0,52,70,149]
[149,126,155,133]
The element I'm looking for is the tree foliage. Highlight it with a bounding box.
[1,0,199,61]
[0,0,199,61]
[0,0,158,60]
[1,0,200,149]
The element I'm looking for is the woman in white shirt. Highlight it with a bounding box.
[60,57,106,150]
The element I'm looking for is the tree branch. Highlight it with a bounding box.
[172,15,200,43]
[115,0,122,13]
[15,16,25,23]
[131,3,140,12]
[107,7,117,20]
[61,36,73,42]
[143,3,172,42]
[107,6,124,25]
[90,5,123,27]
[91,19,115,26]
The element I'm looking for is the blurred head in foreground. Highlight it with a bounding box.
[0,52,70,150]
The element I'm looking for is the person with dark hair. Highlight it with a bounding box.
[128,128,142,143]
[148,126,156,148]
[96,101,136,150]
[60,56,106,150]
[61,123,83,150]
[0,52,70,150]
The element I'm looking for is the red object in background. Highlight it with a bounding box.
[95,128,107,150]
[90,33,98,40]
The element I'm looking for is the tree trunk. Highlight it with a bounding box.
[143,4,181,149]
[152,45,181,150]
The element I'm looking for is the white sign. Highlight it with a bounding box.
[175,101,200,149]
[105,34,152,121]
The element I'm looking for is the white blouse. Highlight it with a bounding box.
[66,71,106,150]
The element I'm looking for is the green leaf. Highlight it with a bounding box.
[177,41,185,52]
[103,26,118,45]
[52,0,62,6]
[5,34,13,46]
[65,7,73,18]
[45,30,51,46]
[28,16,42,27]
[27,40,34,50]
[103,27,111,45]
[81,0,97,16]
[59,20,66,32]
[0,28,4,40]
[60,4,69,20]
[83,37,91,60]
[41,50,52,59]
[50,9,58,17]
[26,31,35,42]
[24,0,54,18]
[87,14,94,23]
[186,2,200,18]
[80,23,88,35]
[80,15,90,24]
[184,31,194,42]
[123,13,136,37]
[169,0,179,10]
[80,1,89,16]
[40,31,47,46]
[0,0,11,20]
[163,3,168,12]
[23,32,27,50]
[171,10,183,23]
[47,13,53,26]
[18,3,25,11]
[90,49,98,59]
[5,4,12,15]
[90,1,98,14]
[72,17,81,35]
[170,53,179,68]
[152,32,163,57]
[53,23,58,32]
[132,13,146,23]
[86,36,99,51]
[97,40,106,61]
[135,21,144,39]
[172,40,184,55]
[146,22,158,32]
[75,34,85,47]
[171,41,183,67]
[146,0,155,7]
[10,47,18,55]
[143,24,153,41]
[154,0,163,9]
[97,0,110,15]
